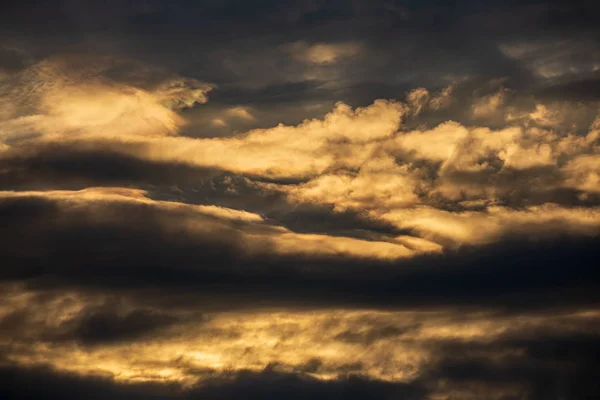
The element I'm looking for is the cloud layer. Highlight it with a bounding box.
[1,2,600,399]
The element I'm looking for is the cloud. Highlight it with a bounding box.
[1,60,406,177]
[429,84,455,110]
[0,189,598,314]
[0,175,599,395]
[499,39,600,80]
[0,144,219,190]
[0,55,212,142]
[406,88,430,115]
[153,78,214,111]
[1,57,599,255]
[471,88,507,119]
[0,364,427,400]
[2,282,600,398]
[527,104,563,126]
[562,155,600,194]
[0,188,427,265]
[226,106,255,121]
[286,41,362,65]
[60,308,179,346]
[1,16,600,396]
[380,204,600,247]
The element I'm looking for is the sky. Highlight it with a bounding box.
[1,1,600,399]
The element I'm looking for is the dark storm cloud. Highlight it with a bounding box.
[423,332,600,400]
[0,194,249,286]
[0,145,218,191]
[1,193,598,312]
[2,0,599,114]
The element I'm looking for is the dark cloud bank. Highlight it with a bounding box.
[0,193,598,311]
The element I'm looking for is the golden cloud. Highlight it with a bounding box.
[0,188,425,260]
[2,284,599,386]
[1,55,599,255]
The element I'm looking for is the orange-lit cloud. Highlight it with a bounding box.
[2,283,599,388]
[1,56,599,255]
[2,2,600,399]
[0,188,424,260]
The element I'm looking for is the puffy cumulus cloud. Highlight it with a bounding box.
[0,60,406,176]
[392,121,472,163]
[286,41,362,65]
[1,57,599,254]
[88,99,406,178]
[259,115,600,247]
[280,156,422,212]
[398,123,563,174]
